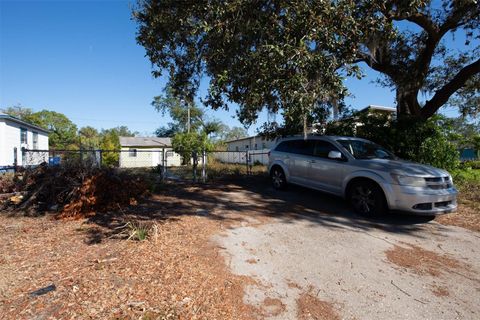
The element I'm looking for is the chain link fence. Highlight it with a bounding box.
[8,148,270,181]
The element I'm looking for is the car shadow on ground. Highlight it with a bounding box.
[80,175,441,244]
[222,176,437,234]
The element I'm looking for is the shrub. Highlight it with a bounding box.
[462,160,480,170]
[325,114,460,171]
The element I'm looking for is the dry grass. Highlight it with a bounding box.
[168,161,267,182]
[436,204,480,232]
[436,176,480,232]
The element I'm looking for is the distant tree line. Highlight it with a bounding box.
[1,104,249,153]
[1,105,137,151]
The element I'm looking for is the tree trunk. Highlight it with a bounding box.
[396,88,422,118]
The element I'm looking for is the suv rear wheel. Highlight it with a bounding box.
[270,167,287,190]
[348,180,387,217]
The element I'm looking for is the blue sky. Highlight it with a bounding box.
[0,0,459,136]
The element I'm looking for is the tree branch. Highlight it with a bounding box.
[354,51,397,80]
[391,12,438,38]
[422,58,480,119]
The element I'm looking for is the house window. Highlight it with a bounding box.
[262,142,266,149]
[129,148,137,157]
[254,143,258,150]
[33,132,39,149]
[20,128,27,144]
[235,146,239,152]
[245,145,249,149]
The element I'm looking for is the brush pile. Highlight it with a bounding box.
[0,163,148,218]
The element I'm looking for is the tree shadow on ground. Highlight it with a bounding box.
[80,175,443,244]
[203,176,438,236]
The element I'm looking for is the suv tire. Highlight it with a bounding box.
[348,180,387,217]
[271,167,287,190]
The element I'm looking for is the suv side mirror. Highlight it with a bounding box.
[328,151,343,160]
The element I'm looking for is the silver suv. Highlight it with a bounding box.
[268,136,457,216]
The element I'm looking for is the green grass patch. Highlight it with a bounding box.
[451,168,480,213]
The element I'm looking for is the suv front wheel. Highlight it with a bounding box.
[348,180,387,217]
[270,167,287,190]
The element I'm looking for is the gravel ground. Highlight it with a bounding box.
[1,177,478,319]
[214,183,480,320]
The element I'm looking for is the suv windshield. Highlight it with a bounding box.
[337,139,396,160]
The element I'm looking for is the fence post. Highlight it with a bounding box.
[162,148,166,180]
[192,151,197,182]
[13,147,17,173]
[202,149,206,182]
[96,150,101,167]
[21,147,26,167]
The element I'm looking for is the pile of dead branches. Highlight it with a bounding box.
[1,163,148,218]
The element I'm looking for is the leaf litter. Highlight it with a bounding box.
[0,182,262,319]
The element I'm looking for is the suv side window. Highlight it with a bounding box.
[275,139,314,155]
[275,141,291,152]
[313,140,342,159]
[291,140,314,155]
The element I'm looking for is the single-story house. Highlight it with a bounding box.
[219,135,276,165]
[0,114,49,168]
[225,135,276,152]
[119,136,183,168]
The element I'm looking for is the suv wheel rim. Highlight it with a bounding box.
[351,186,375,214]
[272,170,283,188]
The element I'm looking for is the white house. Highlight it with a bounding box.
[0,114,49,168]
[225,135,276,152]
[119,137,183,168]
[218,135,276,165]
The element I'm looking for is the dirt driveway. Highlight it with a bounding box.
[1,176,479,319]
[212,178,480,319]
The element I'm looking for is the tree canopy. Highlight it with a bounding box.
[2,106,78,149]
[152,86,223,137]
[355,1,479,119]
[2,105,138,155]
[135,0,479,136]
[1,105,38,123]
[79,126,101,149]
[31,110,79,149]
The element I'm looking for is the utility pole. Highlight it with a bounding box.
[187,102,190,133]
[182,98,191,133]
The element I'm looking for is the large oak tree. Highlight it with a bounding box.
[134,0,479,134]
[356,0,479,119]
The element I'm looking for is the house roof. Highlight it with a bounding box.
[224,135,274,144]
[0,114,50,134]
[119,136,172,147]
[358,105,396,113]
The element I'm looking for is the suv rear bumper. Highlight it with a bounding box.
[387,184,458,215]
